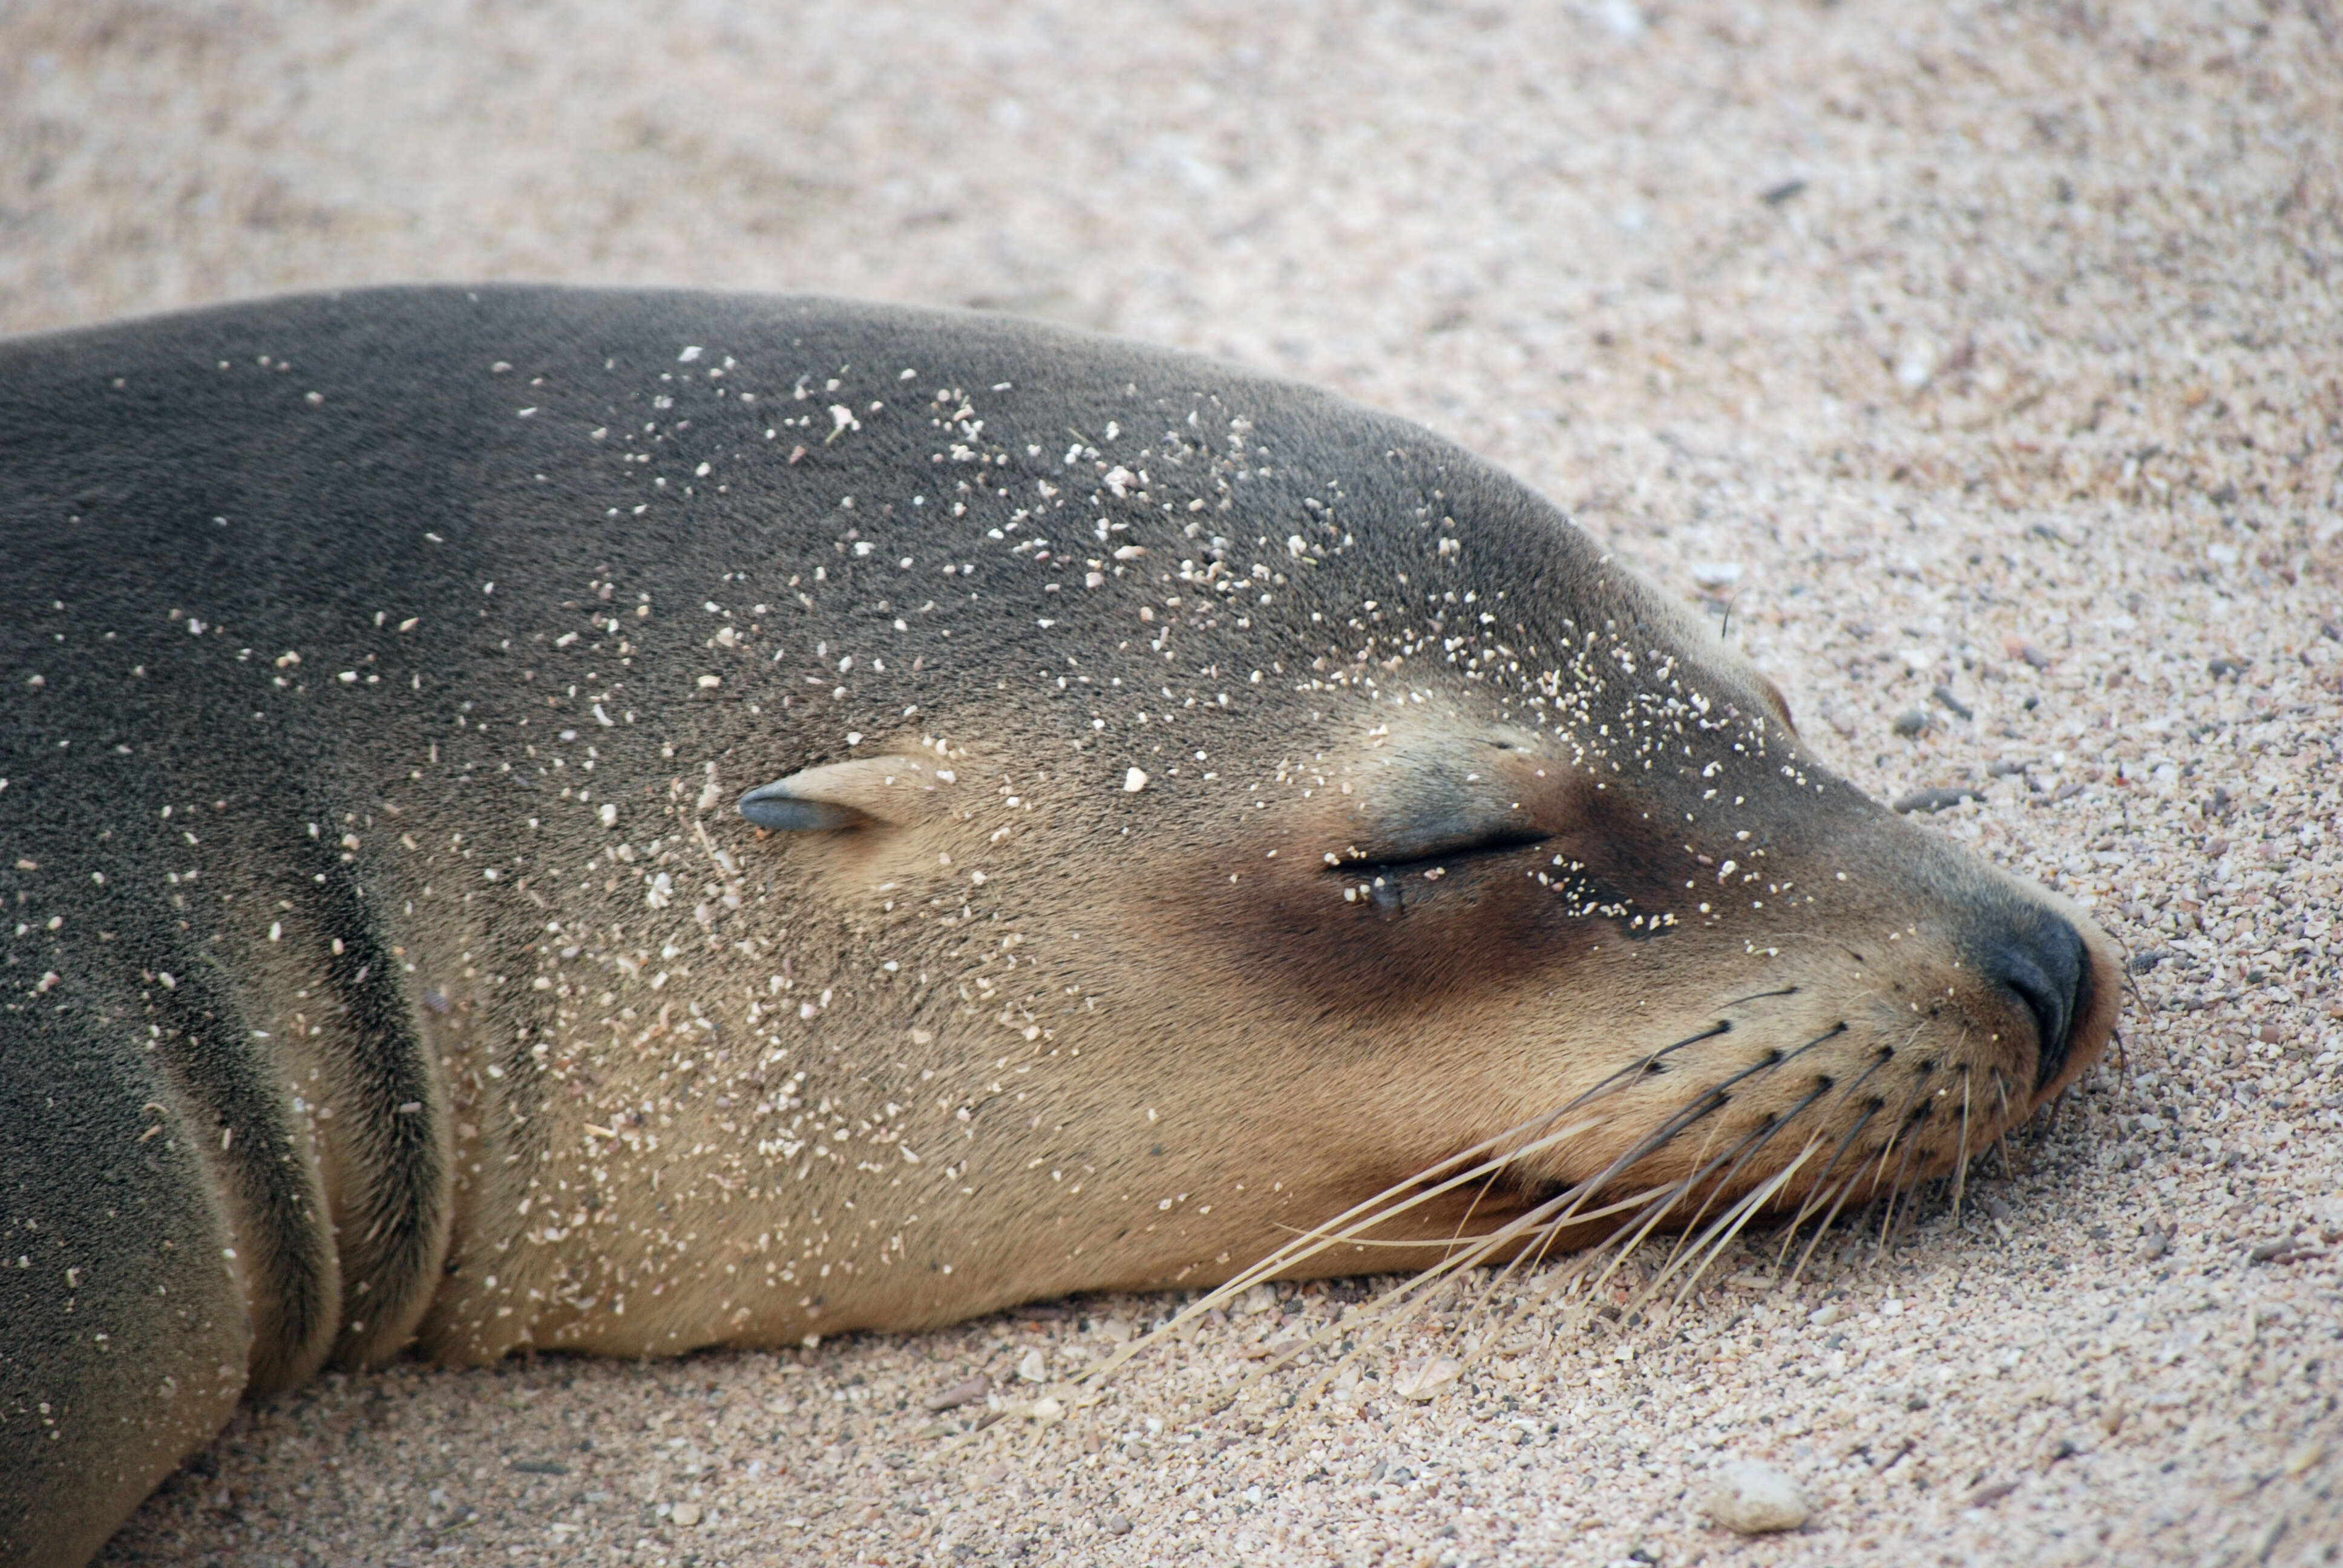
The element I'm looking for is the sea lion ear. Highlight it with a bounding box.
[738,756,948,834]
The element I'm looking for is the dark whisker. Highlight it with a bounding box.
[1719,985,1801,1009]
[1644,1092,1830,1311]
[1879,1099,1935,1246]
[1788,1159,1873,1287]
[1776,1050,1896,1249]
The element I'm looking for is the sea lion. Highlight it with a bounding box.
[0,286,2118,1565]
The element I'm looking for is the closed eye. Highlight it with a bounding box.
[1323,827,1552,882]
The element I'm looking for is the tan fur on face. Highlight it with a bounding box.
[456,670,2118,1361]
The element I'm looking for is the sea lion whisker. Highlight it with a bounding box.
[1442,1149,1527,1273]
[1657,1138,1823,1315]
[1550,1036,1818,1233]
[1575,1164,1732,1330]
[1775,1049,1898,1240]
[1280,1187,1628,1403]
[1536,1199,1667,1336]
[1991,1070,2016,1178]
[1545,1042,1799,1240]
[1451,1184,1606,1362]
[1582,1019,1738,1100]
[1718,985,1800,1009]
[1952,1067,1975,1227]
[1253,1102,1724,1386]
[1286,1024,1750,1273]
[1878,1103,1935,1246]
[1640,1111,1788,1290]
[1650,1021,1849,1265]
[1263,1228,1524,1249]
[1657,1076,1837,1279]
[1549,1041,1828,1275]
[1362,1048,1757,1285]
[1094,1106,1632,1391]
[1579,1169,1709,1307]
[1863,1053,1939,1191]
[1777,1022,1852,1062]
[1407,1177,1680,1328]
[1531,1178,1695,1238]
[1775,1106,1886,1273]
[1536,1085,1739,1253]
[1866,1068,1942,1243]
[1642,1093,1829,1302]
[1192,1111,1613,1297]
[1786,1165,1872,1289]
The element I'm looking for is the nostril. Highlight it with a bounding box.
[1984,911,2090,1092]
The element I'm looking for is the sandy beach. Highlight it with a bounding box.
[4,2,2341,1564]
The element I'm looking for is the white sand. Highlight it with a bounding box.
[5,2,2339,1564]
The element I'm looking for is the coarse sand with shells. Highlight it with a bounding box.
[4,2,2341,1564]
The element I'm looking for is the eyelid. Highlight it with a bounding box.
[1326,826,1550,874]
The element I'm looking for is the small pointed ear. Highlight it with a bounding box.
[738,755,955,834]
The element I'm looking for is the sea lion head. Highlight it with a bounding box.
[725,359,2118,1295]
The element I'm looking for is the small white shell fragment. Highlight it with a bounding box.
[598,803,618,828]
[1703,1460,1810,1534]
[1017,1348,1047,1382]
[1123,768,1148,792]
[1390,1356,1462,1402]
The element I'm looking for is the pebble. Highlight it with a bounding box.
[1894,332,1941,391]
[1893,784,1985,814]
[1017,1348,1047,1382]
[923,1375,989,1412]
[1703,1460,1810,1534]
[1808,1303,1844,1327]
[1390,1356,1463,1402]
[669,1501,702,1527]
[1240,1282,1280,1315]
[1102,1512,1134,1536]
[1891,708,1931,737]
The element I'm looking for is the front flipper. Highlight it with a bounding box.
[0,985,255,1566]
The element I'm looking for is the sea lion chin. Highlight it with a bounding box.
[0,285,2118,1564]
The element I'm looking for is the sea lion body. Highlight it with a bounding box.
[0,287,2117,1564]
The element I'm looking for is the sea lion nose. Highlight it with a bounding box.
[1981,908,2090,1091]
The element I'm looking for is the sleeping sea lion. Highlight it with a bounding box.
[0,286,2117,1564]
